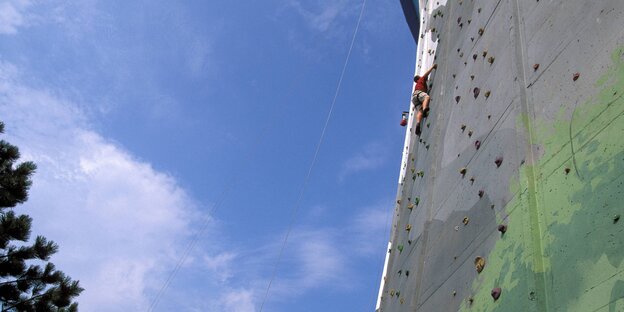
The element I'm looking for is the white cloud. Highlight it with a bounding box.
[0,0,32,34]
[287,0,351,33]
[0,61,201,311]
[221,289,256,312]
[339,142,387,181]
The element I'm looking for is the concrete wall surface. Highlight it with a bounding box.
[377,0,624,311]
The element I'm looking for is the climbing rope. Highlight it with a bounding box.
[258,0,367,310]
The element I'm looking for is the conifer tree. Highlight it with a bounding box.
[0,121,83,311]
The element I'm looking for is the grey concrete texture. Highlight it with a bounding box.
[377,0,624,311]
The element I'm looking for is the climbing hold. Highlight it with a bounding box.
[484,91,491,98]
[473,54,477,60]
[573,72,580,81]
[495,157,503,167]
[426,122,430,128]
[397,199,401,204]
[491,204,495,209]
[483,50,488,58]
[473,87,480,98]
[475,140,481,149]
[468,297,474,305]
[488,56,495,64]
[498,224,507,234]
[426,144,430,149]
[461,124,466,131]
[408,240,412,245]
[405,270,410,276]
[406,224,412,231]
[397,245,404,252]
[468,130,473,137]
[455,96,461,103]
[416,170,424,177]
[470,75,475,80]
[452,290,457,296]
[459,52,464,57]
[462,217,470,225]
[491,288,502,301]
[431,28,436,33]
[469,177,475,184]
[470,37,474,42]
[454,225,460,231]
[533,64,540,71]
[614,215,620,224]
[564,167,571,175]
[400,297,405,304]
[396,291,401,297]
[467,19,471,24]
[407,203,414,210]
[474,256,486,273]
[478,190,484,198]
[459,23,463,28]
[457,17,462,24]
[415,197,420,205]
[411,168,415,173]
[452,74,456,78]
[478,28,484,36]
[478,8,482,13]
[390,289,396,297]
[488,115,491,119]
[460,167,467,176]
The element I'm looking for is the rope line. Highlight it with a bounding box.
[258,0,367,310]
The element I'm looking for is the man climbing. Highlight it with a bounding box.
[412,63,437,135]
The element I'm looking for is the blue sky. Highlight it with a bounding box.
[0,0,416,311]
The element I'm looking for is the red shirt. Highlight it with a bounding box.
[414,75,428,93]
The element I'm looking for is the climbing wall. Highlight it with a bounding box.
[377,0,624,311]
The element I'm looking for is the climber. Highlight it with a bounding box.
[412,63,437,135]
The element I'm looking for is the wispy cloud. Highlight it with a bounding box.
[0,0,32,34]
[287,0,351,33]
[0,61,202,311]
[339,142,388,181]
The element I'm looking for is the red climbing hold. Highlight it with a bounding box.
[475,140,481,150]
[495,157,503,167]
[491,288,502,301]
[573,72,580,81]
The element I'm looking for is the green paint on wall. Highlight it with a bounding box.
[461,47,624,312]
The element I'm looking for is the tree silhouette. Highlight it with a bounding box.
[0,121,83,311]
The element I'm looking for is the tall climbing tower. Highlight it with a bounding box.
[377,0,624,311]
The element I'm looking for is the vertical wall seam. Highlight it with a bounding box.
[510,0,549,311]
